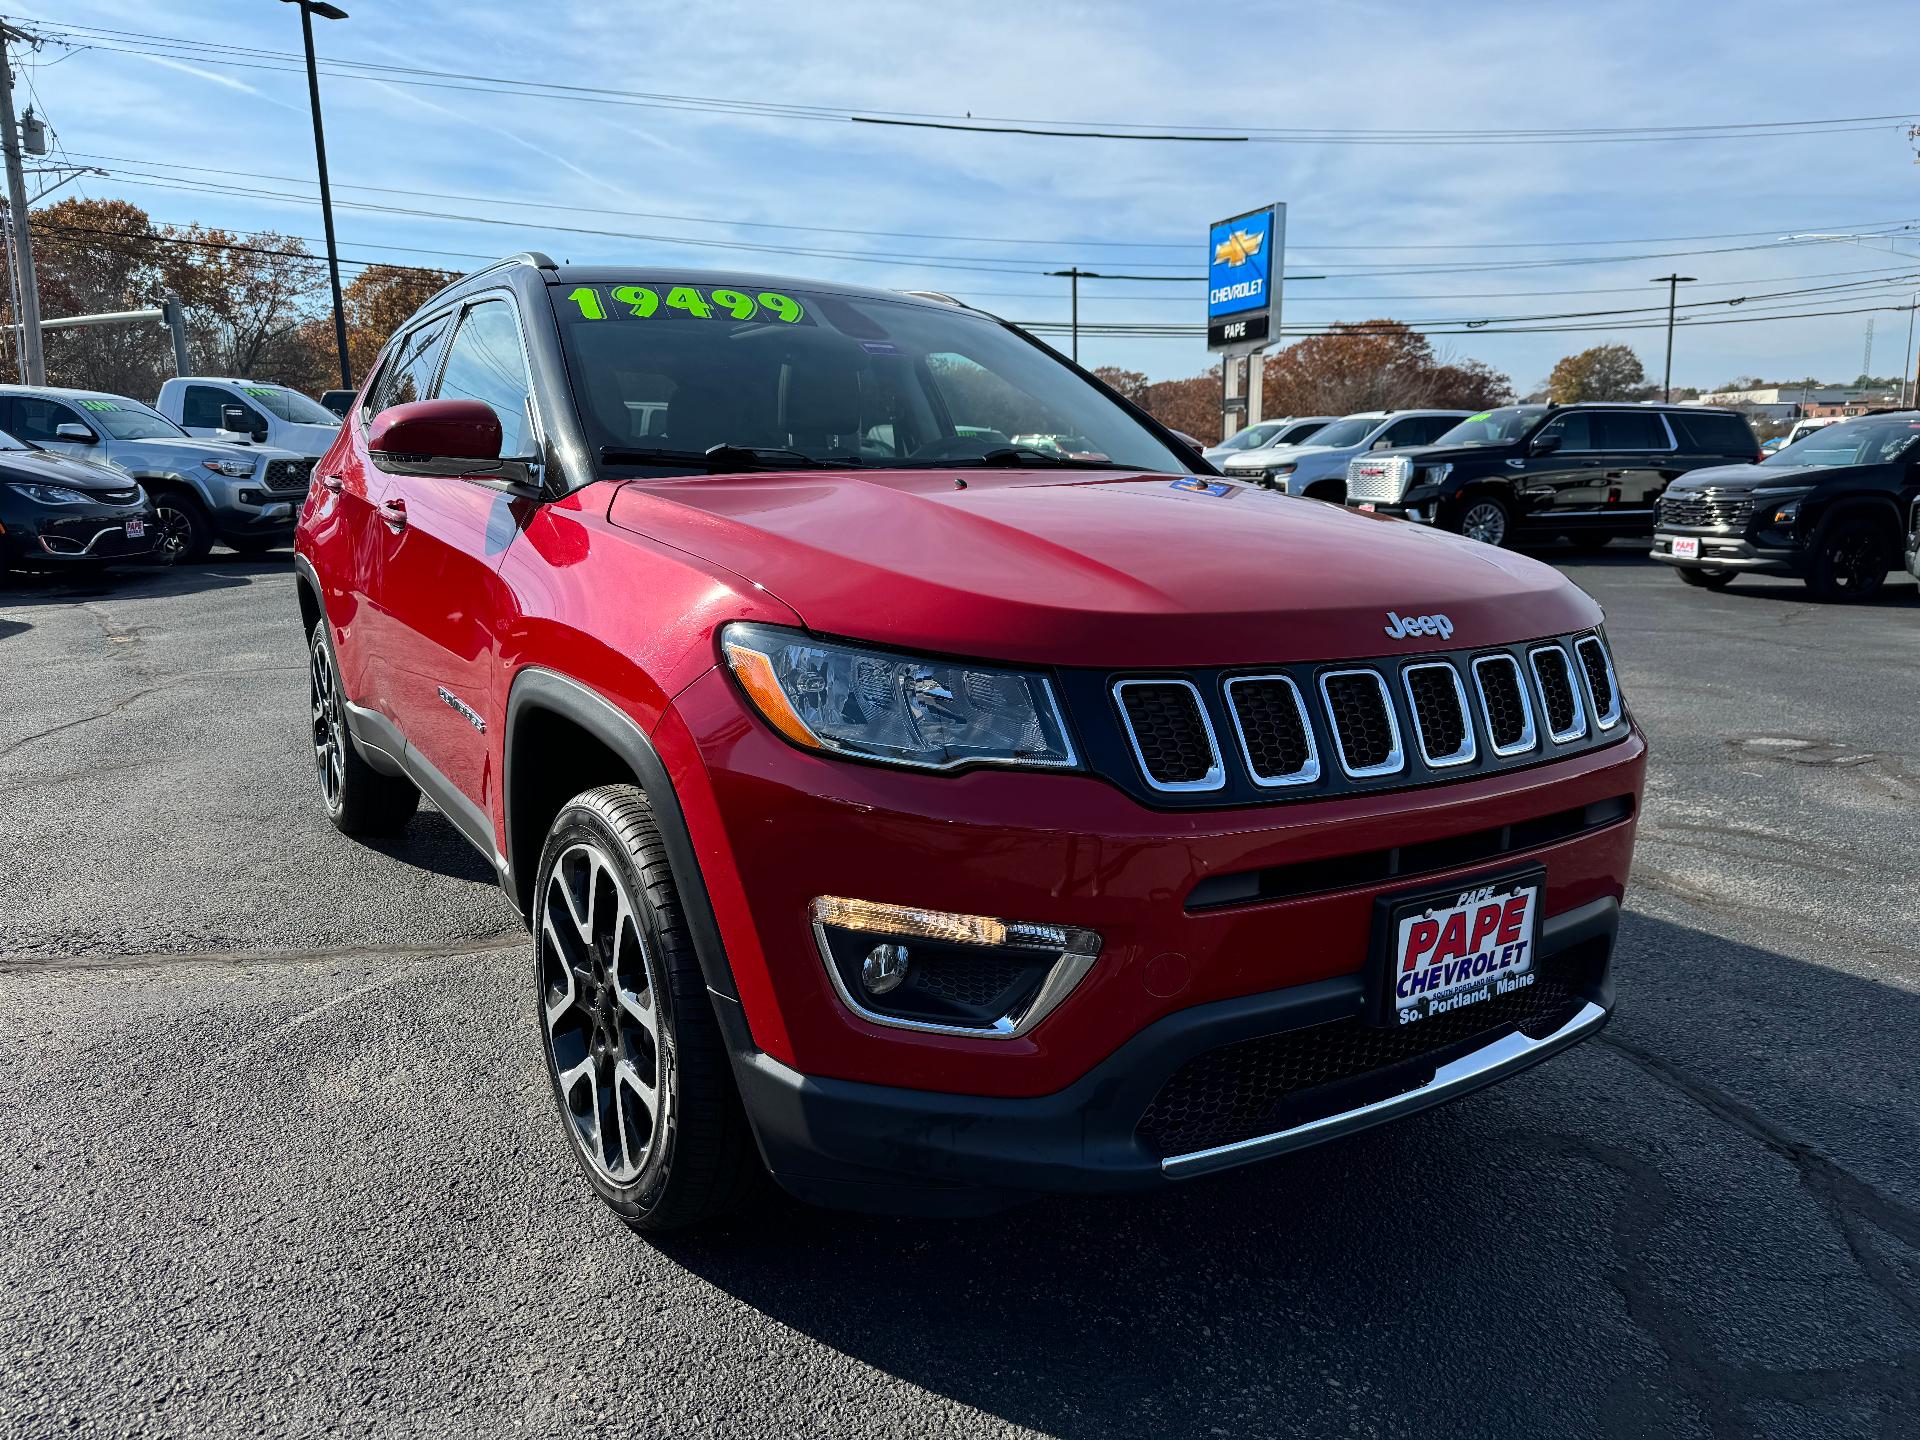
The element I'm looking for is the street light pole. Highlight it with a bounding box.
[1651,273,1696,402]
[1046,267,1094,363]
[282,0,351,390]
[0,23,46,384]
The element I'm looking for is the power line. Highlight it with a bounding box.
[20,17,1920,147]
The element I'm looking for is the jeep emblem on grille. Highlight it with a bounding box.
[1384,610,1453,641]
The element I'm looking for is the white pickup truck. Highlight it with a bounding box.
[155,377,342,459]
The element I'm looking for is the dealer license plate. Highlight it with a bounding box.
[1358,502,1377,512]
[125,519,146,539]
[1671,536,1700,559]
[1375,868,1544,1026]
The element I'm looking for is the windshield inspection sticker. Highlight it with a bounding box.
[565,285,808,325]
[1171,477,1235,497]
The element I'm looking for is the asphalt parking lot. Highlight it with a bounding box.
[3,548,1918,1439]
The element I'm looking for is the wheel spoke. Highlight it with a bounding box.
[610,894,656,1034]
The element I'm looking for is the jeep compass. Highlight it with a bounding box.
[294,253,1645,1227]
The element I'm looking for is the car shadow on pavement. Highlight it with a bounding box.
[656,910,1920,1438]
[0,556,291,607]
[367,807,501,886]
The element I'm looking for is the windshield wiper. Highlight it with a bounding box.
[952,446,1115,469]
[598,444,864,473]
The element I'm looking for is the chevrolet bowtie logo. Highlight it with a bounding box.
[1214,229,1265,267]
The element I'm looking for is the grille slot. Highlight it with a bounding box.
[1345,454,1412,503]
[1657,491,1753,530]
[1401,662,1475,768]
[263,457,317,492]
[1574,636,1622,730]
[1318,670,1403,777]
[1137,963,1587,1158]
[1224,675,1318,787]
[1114,680,1223,792]
[1529,645,1587,742]
[1471,654,1536,756]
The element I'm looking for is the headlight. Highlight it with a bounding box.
[721,623,1077,771]
[7,482,93,506]
[1421,463,1453,485]
[1754,486,1812,525]
[202,457,256,478]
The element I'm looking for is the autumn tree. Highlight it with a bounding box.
[1546,344,1649,403]
[5,197,172,398]
[1092,366,1150,407]
[1137,370,1223,439]
[331,263,460,383]
[157,224,325,382]
[1262,321,1513,416]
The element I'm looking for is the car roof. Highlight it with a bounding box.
[0,383,159,406]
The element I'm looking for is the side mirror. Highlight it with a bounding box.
[220,404,268,443]
[1529,433,1562,457]
[53,422,97,443]
[367,399,504,479]
[1370,437,1395,451]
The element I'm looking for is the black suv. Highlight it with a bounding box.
[1653,410,1920,600]
[1343,402,1759,549]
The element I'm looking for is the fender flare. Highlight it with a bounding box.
[126,467,215,507]
[503,667,742,1008]
[1806,492,1904,540]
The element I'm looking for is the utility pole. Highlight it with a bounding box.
[1903,296,1918,408]
[1650,273,1696,403]
[282,1,352,390]
[1046,267,1094,364]
[0,23,45,385]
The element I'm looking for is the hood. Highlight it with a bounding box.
[0,446,137,495]
[265,421,343,457]
[1666,461,1850,495]
[1221,441,1342,471]
[606,469,1602,668]
[110,436,305,474]
[1385,441,1520,468]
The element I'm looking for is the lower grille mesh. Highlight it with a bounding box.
[1137,968,1584,1158]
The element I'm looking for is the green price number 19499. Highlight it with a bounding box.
[566,285,804,324]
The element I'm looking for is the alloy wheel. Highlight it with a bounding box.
[153,503,192,563]
[1825,529,1879,590]
[1461,501,1507,546]
[309,638,345,809]
[538,842,665,1185]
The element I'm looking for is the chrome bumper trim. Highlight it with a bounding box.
[1160,999,1609,1177]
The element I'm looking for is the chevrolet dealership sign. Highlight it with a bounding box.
[1207,203,1284,353]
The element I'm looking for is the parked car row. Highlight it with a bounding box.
[0,376,345,577]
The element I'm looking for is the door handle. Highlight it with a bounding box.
[378,497,408,531]
[320,473,344,493]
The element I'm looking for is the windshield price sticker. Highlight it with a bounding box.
[77,399,121,412]
[565,285,808,325]
[242,386,280,400]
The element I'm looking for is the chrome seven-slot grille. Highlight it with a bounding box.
[1657,490,1752,530]
[1101,631,1623,806]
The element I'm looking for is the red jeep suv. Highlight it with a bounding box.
[295,253,1644,1227]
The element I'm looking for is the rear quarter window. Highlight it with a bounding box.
[1668,411,1758,457]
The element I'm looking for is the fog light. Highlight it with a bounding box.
[861,944,910,994]
[808,896,1102,1039]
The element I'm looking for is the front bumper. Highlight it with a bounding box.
[1650,529,1799,574]
[738,896,1617,1214]
[1,506,159,566]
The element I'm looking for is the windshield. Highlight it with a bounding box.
[238,384,341,425]
[1303,415,1382,449]
[1432,405,1548,448]
[1270,419,1329,446]
[74,397,189,441]
[554,281,1187,475]
[1762,414,1920,469]
[0,427,27,451]
[1216,421,1284,452]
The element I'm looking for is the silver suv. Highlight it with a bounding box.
[0,386,312,562]
[1219,409,1468,499]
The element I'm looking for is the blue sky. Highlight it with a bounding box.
[14,0,1920,392]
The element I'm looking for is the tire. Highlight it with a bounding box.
[1676,567,1735,590]
[1445,493,1512,547]
[533,784,758,1232]
[1804,512,1891,602]
[307,620,419,835]
[151,489,213,565]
